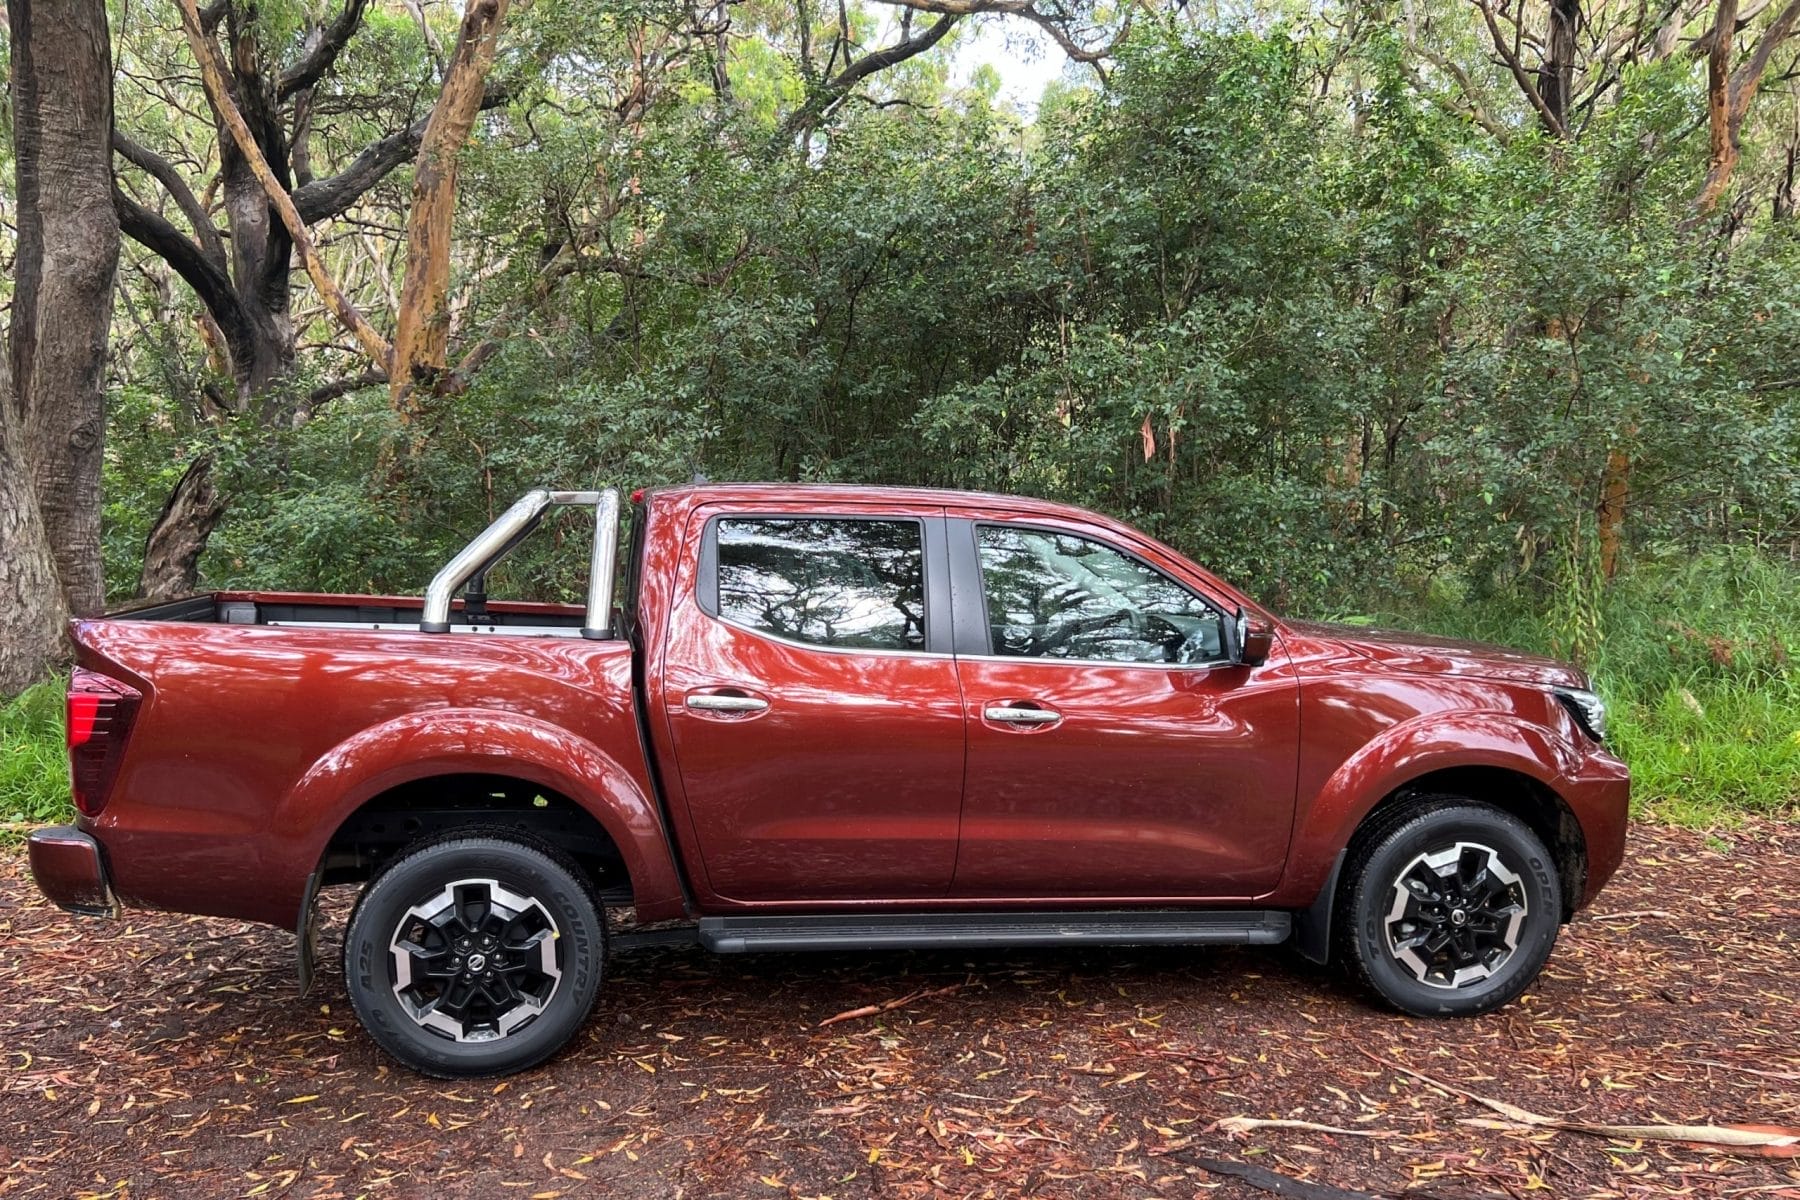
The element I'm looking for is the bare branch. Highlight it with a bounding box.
[781,12,959,139]
[279,0,372,100]
[112,130,228,270]
[113,186,253,369]
[292,81,517,225]
[1471,0,1569,137]
[867,0,1129,62]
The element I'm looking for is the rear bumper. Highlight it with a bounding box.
[27,826,119,917]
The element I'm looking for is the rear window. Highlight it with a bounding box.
[713,517,926,651]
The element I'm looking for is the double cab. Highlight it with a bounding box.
[29,484,1630,1076]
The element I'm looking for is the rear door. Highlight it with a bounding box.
[656,505,965,902]
[949,516,1300,899]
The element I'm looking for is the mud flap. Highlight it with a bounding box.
[1292,850,1346,966]
[295,868,322,997]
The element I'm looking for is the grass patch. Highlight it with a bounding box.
[0,680,71,839]
[1382,548,1800,828]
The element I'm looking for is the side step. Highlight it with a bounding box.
[697,909,1291,954]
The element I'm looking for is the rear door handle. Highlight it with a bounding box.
[686,692,770,714]
[984,704,1062,724]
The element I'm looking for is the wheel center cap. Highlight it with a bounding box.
[1450,909,1468,926]
[466,952,487,972]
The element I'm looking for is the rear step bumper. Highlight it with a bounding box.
[27,826,119,918]
[698,910,1291,954]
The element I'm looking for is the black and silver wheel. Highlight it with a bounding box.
[1337,800,1562,1017]
[343,834,604,1077]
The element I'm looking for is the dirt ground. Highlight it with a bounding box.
[2,821,1798,1200]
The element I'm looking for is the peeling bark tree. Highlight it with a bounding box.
[1697,0,1800,211]
[115,0,511,598]
[9,0,121,618]
[392,0,513,414]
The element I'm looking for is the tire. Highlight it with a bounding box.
[1336,799,1561,1017]
[343,833,605,1077]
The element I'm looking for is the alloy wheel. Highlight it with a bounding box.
[388,878,563,1042]
[1383,841,1528,989]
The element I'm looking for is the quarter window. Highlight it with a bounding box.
[714,518,926,651]
[976,525,1224,664]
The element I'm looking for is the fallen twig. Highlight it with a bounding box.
[1590,909,1676,920]
[1213,1116,1397,1140]
[817,983,961,1028]
[1680,1059,1800,1082]
[1359,1049,1800,1157]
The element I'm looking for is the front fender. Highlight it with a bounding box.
[1274,709,1580,907]
[269,708,688,926]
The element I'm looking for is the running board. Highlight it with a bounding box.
[697,909,1291,954]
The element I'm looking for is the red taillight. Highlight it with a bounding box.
[68,669,141,818]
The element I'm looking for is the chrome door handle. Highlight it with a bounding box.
[686,693,770,713]
[984,705,1062,724]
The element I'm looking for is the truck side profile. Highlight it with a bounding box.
[29,484,1630,1076]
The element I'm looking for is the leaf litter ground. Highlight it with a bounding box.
[2,821,1797,1199]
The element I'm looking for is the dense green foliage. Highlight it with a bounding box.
[12,3,1800,823]
[115,28,1793,607]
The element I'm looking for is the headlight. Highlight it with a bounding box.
[1555,687,1607,742]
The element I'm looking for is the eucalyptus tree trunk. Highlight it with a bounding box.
[0,361,69,694]
[8,0,120,617]
[391,0,511,415]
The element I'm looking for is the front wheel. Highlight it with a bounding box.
[1337,801,1562,1017]
[343,833,605,1077]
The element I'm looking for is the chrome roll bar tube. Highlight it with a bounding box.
[420,488,620,638]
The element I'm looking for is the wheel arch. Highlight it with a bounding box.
[1366,766,1587,921]
[1288,712,1593,965]
[316,772,636,903]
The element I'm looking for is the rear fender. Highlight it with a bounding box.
[1279,710,1578,907]
[275,709,688,926]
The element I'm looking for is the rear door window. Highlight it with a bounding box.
[712,517,926,651]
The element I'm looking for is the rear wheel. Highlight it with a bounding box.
[1337,800,1561,1017]
[343,833,604,1077]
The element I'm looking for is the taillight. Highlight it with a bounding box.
[68,668,141,818]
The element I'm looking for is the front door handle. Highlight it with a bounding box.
[984,704,1062,725]
[686,692,770,714]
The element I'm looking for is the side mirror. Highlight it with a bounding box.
[1228,607,1275,667]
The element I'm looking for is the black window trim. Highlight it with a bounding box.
[697,511,953,658]
[959,517,1234,670]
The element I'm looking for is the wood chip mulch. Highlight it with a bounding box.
[2,821,1797,1199]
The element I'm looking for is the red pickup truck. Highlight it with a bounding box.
[29,484,1629,1076]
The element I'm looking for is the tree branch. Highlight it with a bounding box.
[291,80,518,225]
[392,0,513,411]
[178,0,394,371]
[1733,0,1800,107]
[112,131,228,271]
[279,0,371,99]
[868,0,1128,62]
[1471,0,1568,137]
[781,12,959,139]
[113,186,254,369]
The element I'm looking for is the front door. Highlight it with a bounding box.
[658,508,965,902]
[951,519,1300,899]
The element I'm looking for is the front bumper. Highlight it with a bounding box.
[1566,747,1632,909]
[27,826,119,917]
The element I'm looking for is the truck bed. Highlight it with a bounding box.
[109,590,592,636]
